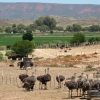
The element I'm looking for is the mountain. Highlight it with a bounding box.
[0,3,100,20]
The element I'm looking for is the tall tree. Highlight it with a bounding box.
[5,27,12,33]
[35,17,44,26]
[43,16,56,30]
[72,24,82,32]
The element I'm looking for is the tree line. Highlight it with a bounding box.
[0,16,100,34]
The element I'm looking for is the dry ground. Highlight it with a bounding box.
[0,44,100,100]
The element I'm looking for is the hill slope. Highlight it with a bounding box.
[0,3,100,19]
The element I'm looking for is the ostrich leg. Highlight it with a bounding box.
[68,89,70,98]
[76,89,78,97]
[71,90,73,98]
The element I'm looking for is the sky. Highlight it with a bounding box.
[0,0,100,5]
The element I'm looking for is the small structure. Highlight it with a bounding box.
[80,90,100,100]
[18,57,34,70]
[88,90,100,100]
[23,57,32,67]
[6,45,11,50]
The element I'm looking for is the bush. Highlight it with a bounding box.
[0,46,6,51]
[5,51,15,56]
[84,64,96,72]
[70,33,86,44]
[0,53,3,61]
[50,30,53,34]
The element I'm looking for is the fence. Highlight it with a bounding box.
[0,69,67,91]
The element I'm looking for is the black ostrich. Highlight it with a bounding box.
[56,73,65,88]
[18,61,24,69]
[37,68,51,90]
[23,70,36,91]
[19,69,29,83]
[64,73,78,98]
[37,74,44,89]
[37,69,47,89]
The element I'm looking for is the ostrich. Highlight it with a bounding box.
[82,74,92,97]
[17,61,24,69]
[91,73,100,90]
[56,73,65,88]
[23,69,36,91]
[19,69,28,83]
[77,73,86,96]
[37,69,46,89]
[64,73,78,98]
[37,68,51,90]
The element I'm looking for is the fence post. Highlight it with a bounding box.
[2,70,4,85]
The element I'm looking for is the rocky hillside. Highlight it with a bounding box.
[0,3,100,20]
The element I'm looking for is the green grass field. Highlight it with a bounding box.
[0,32,99,46]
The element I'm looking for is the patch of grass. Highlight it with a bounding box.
[0,46,6,50]
[84,64,97,72]
[33,57,43,60]
[68,63,76,68]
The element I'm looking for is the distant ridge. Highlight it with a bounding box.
[0,3,100,20]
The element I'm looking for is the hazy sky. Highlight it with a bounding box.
[0,0,100,5]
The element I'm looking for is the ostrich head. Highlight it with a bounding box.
[74,73,77,82]
[57,73,60,82]
[57,73,59,77]
[86,74,89,82]
[32,72,35,76]
[47,68,50,74]
[34,69,37,76]
[93,73,96,78]
[81,73,84,81]
[45,69,46,75]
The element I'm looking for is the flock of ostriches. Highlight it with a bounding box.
[19,68,100,98]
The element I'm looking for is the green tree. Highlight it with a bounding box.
[72,24,82,32]
[0,27,3,33]
[89,25,100,32]
[37,25,49,32]
[35,17,44,26]
[29,24,36,32]
[70,33,86,44]
[5,27,12,33]
[22,32,33,41]
[35,16,57,31]
[55,26,64,32]
[17,23,25,33]
[12,27,18,34]
[11,40,35,56]
[65,25,73,32]
[12,24,16,28]
[43,16,56,30]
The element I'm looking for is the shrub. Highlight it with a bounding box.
[0,53,3,61]
[70,33,86,44]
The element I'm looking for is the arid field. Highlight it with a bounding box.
[0,44,100,100]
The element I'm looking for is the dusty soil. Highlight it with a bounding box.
[0,44,100,100]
